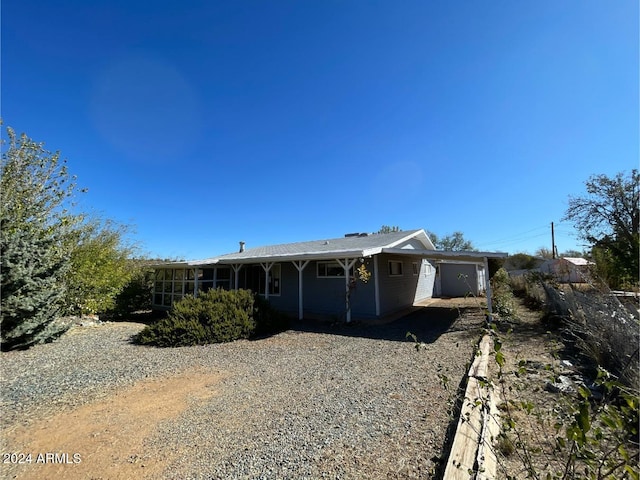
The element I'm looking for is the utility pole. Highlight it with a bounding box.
[551,222,556,259]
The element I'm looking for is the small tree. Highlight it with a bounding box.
[429,231,476,251]
[563,170,639,288]
[535,247,554,259]
[63,218,135,315]
[377,225,401,234]
[0,127,83,350]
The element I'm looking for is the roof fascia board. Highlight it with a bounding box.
[382,247,508,261]
[194,249,373,266]
[150,261,192,268]
[384,229,435,250]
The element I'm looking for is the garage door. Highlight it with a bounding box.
[440,263,478,297]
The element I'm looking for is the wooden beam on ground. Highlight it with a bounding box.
[444,335,498,480]
[444,376,484,479]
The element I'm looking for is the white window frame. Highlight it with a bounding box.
[317,261,354,278]
[258,264,282,296]
[388,260,403,277]
[153,268,196,307]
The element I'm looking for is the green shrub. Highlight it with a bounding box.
[491,268,518,320]
[253,295,290,336]
[134,288,289,347]
[110,263,154,317]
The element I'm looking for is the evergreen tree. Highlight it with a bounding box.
[0,127,81,350]
[0,226,69,349]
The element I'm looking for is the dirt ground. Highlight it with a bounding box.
[1,298,487,480]
[489,298,575,479]
[2,369,222,480]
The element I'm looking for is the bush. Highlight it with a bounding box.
[491,268,518,320]
[134,289,289,347]
[253,295,290,336]
[542,282,640,390]
[110,263,154,317]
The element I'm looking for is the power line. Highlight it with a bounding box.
[478,226,549,247]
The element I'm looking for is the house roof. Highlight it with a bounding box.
[148,229,507,268]
[188,229,436,265]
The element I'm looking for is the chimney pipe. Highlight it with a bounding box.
[239,241,245,253]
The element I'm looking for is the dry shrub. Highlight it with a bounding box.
[542,282,639,391]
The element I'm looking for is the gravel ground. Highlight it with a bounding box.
[1,301,484,479]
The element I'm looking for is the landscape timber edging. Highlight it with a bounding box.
[442,335,499,480]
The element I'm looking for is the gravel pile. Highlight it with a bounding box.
[1,306,484,479]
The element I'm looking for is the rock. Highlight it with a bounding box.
[545,375,576,394]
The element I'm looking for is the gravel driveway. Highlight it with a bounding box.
[1,300,484,479]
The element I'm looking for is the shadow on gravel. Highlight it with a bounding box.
[291,306,482,344]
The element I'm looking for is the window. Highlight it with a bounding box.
[412,262,419,276]
[389,261,403,276]
[258,264,281,295]
[215,268,231,290]
[152,268,197,306]
[317,261,355,278]
[197,268,230,292]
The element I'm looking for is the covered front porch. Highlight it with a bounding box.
[151,249,505,322]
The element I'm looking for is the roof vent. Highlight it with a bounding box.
[345,232,368,237]
[239,241,245,253]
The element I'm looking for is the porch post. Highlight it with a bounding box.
[260,262,274,299]
[194,267,199,296]
[292,260,310,320]
[484,257,493,321]
[336,258,358,323]
[231,264,242,290]
[373,256,380,317]
[213,267,217,290]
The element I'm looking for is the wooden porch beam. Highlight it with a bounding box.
[260,262,274,300]
[336,258,359,323]
[231,264,242,290]
[292,260,310,320]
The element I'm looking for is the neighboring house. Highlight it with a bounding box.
[152,229,507,321]
[538,257,595,283]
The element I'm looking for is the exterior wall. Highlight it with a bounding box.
[539,259,590,283]
[377,254,436,316]
[234,259,378,320]
[300,258,377,319]
[398,238,431,250]
[259,262,299,314]
[439,263,478,297]
[152,254,437,319]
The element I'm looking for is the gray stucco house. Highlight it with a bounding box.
[152,229,507,321]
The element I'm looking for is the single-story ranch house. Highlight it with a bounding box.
[152,229,508,321]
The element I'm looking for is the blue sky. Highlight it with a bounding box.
[3,1,638,260]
